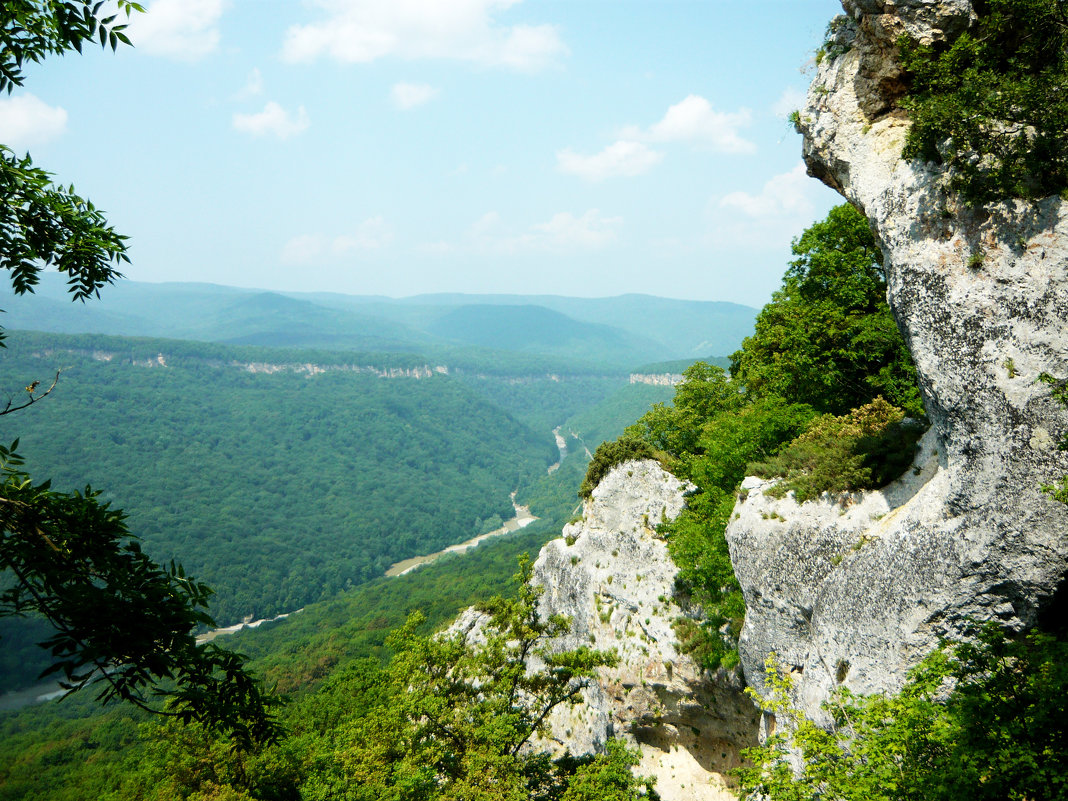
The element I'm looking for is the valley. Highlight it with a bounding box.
[3,1,1066,798]
[0,289,733,697]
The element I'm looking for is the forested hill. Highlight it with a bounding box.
[0,331,679,693]
[0,275,756,367]
[0,332,572,620]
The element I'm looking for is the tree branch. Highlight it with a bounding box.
[0,370,59,416]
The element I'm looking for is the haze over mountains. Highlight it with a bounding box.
[0,275,757,368]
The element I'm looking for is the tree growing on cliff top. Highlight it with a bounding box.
[899,0,1068,202]
[296,558,657,800]
[0,1,280,748]
[730,203,923,418]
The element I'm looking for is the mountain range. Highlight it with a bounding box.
[0,275,757,368]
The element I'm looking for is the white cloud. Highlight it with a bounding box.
[0,93,67,149]
[531,210,621,249]
[281,217,393,264]
[468,209,620,252]
[557,95,753,181]
[235,68,264,100]
[281,0,567,71]
[280,233,324,265]
[556,140,663,181]
[719,163,813,218]
[624,95,755,153]
[470,211,501,238]
[333,216,394,251]
[704,163,835,254]
[124,0,225,61]
[232,102,310,139]
[773,86,807,118]
[391,82,438,110]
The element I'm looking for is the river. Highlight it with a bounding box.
[1,487,542,712]
[0,609,306,713]
[547,426,568,473]
[385,493,537,577]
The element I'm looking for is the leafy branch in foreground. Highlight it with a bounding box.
[0,0,281,748]
[739,624,1068,801]
[1,1,143,94]
[0,440,282,748]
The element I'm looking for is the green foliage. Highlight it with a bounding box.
[291,558,656,801]
[625,362,814,670]
[1038,371,1068,503]
[1,2,142,93]
[659,400,815,670]
[563,383,675,454]
[626,361,745,456]
[0,332,553,661]
[739,625,1068,801]
[559,740,658,801]
[899,0,1068,202]
[751,397,923,502]
[458,373,627,434]
[0,520,566,799]
[579,435,659,499]
[788,110,802,134]
[816,14,855,65]
[0,439,282,748]
[730,204,923,418]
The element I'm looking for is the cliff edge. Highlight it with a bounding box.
[729,0,1068,725]
[532,459,758,801]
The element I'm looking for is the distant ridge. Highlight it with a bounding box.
[0,274,757,368]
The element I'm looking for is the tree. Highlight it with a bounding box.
[899,0,1068,203]
[302,558,657,800]
[738,625,1068,801]
[0,1,280,748]
[730,203,923,418]
[625,361,745,457]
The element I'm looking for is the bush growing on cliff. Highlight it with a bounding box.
[899,0,1068,202]
[579,435,660,499]
[751,397,924,503]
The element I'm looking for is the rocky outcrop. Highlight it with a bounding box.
[630,373,685,386]
[531,460,758,801]
[732,0,1068,724]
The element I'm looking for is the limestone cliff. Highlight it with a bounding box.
[532,460,757,801]
[729,0,1068,725]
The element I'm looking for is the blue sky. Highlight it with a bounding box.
[1,0,844,307]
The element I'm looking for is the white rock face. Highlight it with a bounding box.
[730,0,1068,725]
[532,460,758,801]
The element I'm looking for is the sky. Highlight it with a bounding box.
[1,0,845,308]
